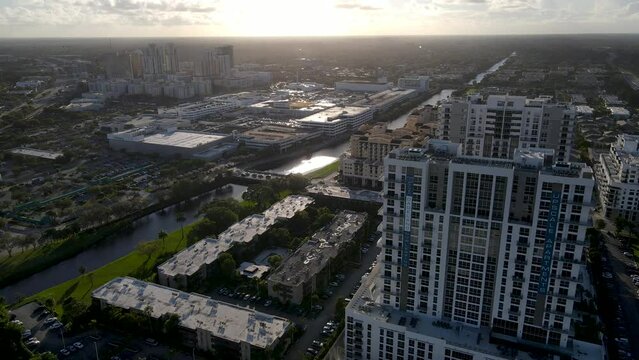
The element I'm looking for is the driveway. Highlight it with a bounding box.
[284,243,379,360]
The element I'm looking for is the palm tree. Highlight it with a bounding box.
[158,230,168,251]
[176,212,186,248]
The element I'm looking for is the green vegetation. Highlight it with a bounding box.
[304,160,340,180]
[20,222,200,316]
[0,221,132,288]
[0,300,56,360]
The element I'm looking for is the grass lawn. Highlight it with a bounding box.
[305,160,339,180]
[19,221,200,315]
[0,222,127,287]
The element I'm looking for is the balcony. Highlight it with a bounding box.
[512,274,526,282]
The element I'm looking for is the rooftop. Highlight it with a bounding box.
[269,211,367,286]
[241,125,308,143]
[219,195,314,244]
[10,148,63,160]
[158,196,313,278]
[297,106,370,124]
[92,277,291,349]
[142,131,227,148]
[352,89,415,108]
[348,266,534,360]
[157,238,224,277]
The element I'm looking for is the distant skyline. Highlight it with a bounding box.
[1,0,639,38]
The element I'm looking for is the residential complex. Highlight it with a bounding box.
[92,277,292,358]
[596,134,639,221]
[438,95,575,161]
[158,195,314,289]
[345,141,600,360]
[268,210,367,304]
[340,107,435,189]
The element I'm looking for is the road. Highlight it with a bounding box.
[601,233,639,358]
[594,212,639,359]
[285,244,380,360]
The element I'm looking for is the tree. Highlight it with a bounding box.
[161,313,181,339]
[187,219,217,244]
[176,212,186,247]
[0,233,15,257]
[268,255,283,268]
[44,297,55,311]
[595,219,605,230]
[136,241,160,261]
[158,230,168,250]
[204,207,238,233]
[218,252,237,280]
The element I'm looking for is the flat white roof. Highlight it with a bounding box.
[297,106,370,124]
[157,238,224,277]
[142,131,227,148]
[11,148,63,160]
[158,195,314,278]
[93,277,290,349]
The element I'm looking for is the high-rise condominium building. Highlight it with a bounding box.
[597,134,639,221]
[438,95,575,162]
[128,49,144,79]
[345,141,600,360]
[142,43,179,76]
[196,45,234,78]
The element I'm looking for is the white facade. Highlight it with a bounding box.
[335,81,393,93]
[398,76,430,92]
[296,106,374,137]
[597,134,639,221]
[345,143,600,360]
[438,95,575,162]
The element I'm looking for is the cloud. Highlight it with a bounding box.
[336,2,382,11]
[0,0,217,26]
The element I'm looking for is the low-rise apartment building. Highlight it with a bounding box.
[268,210,367,304]
[93,277,292,358]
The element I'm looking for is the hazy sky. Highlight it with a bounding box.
[1,0,639,37]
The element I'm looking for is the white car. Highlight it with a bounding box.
[73,342,84,349]
[602,272,613,279]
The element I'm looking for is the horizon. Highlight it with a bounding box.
[2,0,639,38]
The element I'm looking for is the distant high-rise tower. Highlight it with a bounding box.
[438,95,575,162]
[195,45,234,78]
[129,49,144,79]
[141,43,179,77]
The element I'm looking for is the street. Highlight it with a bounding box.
[284,243,379,360]
[600,230,639,358]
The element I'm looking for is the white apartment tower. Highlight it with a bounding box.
[597,134,639,221]
[345,141,600,360]
[438,95,575,162]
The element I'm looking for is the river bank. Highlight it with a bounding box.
[0,182,247,303]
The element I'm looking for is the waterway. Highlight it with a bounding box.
[0,184,247,303]
[270,54,513,175]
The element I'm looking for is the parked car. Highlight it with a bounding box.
[59,349,70,357]
[73,342,84,349]
[145,338,159,346]
[602,272,613,279]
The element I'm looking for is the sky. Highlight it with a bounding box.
[1,0,639,37]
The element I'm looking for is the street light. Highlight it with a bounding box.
[94,341,100,360]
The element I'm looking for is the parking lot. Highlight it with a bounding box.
[600,229,639,360]
[10,302,199,360]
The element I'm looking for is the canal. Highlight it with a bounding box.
[0,184,247,303]
[270,53,513,175]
